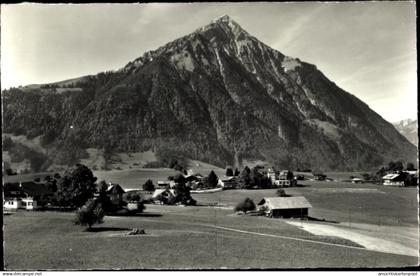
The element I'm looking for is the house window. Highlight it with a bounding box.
[28,202,33,206]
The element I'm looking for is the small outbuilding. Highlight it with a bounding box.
[382,174,405,186]
[257,196,312,218]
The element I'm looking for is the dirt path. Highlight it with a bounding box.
[285,221,418,257]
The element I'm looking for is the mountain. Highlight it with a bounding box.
[2,15,417,173]
[393,119,418,147]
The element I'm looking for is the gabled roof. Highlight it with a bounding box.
[152,189,175,198]
[106,184,125,194]
[4,182,54,197]
[382,174,401,180]
[258,197,312,209]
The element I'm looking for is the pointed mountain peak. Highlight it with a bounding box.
[212,14,233,23]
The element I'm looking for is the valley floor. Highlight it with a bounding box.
[3,171,419,269]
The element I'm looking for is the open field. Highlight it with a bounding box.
[194,182,418,226]
[4,169,418,269]
[4,206,418,270]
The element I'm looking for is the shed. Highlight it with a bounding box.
[257,196,312,218]
[382,174,405,186]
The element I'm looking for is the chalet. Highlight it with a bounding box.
[266,168,276,183]
[220,176,238,189]
[274,179,295,187]
[106,183,125,205]
[157,181,176,189]
[3,181,53,210]
[258,196,312,218]
[382,174,405,187]
[152,189,176,204]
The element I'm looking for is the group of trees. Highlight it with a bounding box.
[238,166,272,189]
[225,167,240,177]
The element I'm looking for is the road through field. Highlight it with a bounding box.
[285,221,418,257]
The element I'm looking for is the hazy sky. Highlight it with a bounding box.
[1,2,416,122]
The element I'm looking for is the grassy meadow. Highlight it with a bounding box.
[3,168,418,269]
[4,206,417,270]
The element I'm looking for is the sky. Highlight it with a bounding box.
[1,2,417,122]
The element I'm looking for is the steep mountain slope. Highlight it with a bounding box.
[393,119,418,146]
[2,15,417,172]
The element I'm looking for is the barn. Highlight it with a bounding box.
[382,174,405,186]
[257,196,312,218]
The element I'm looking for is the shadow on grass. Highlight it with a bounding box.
[107,212,162,217]
[307,216,339,224]
[86,227,131,232]
[294,183,312,187]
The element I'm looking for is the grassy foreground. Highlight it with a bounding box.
[4,205,417,270]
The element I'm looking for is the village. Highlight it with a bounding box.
[4,162,418,217]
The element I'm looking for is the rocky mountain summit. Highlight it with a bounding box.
[2,15,417,172]
[393,119,418,147]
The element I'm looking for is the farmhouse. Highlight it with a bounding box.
[257,196,312,218]
[152,189,176,204]
[382,174,405,186]
[106,183,125,205]
[157,181,176,189]
[3,181,53,210]
[220,176,238,189]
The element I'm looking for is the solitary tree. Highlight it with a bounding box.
[207,170,219,188]
[173,182,196,205]
[56,164,97,207]
[226,168,233,177]
[143,179,155,191]
[234,168,240,176]
[75,199,104,230]
[234,197,256,214]
[407,162,415,171]
[238,166,252,189]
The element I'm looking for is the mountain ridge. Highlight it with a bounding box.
[2,15,416,173]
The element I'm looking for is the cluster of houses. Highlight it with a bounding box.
[3,181,54,211]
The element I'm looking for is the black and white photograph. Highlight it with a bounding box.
[1,2,418,271]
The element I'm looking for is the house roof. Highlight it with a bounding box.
[4,182,54,197]
[258,197,312,210]
[106,184,125,194]
[152,189,175,198]
[382,174,401,180]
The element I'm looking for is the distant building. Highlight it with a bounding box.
[106,183,125,205]
[382,174,405,186]
[351,178,364,184]
[3,181,53,210]
[266,168,276,183]
[220,176,238,189]
[274,179,296,187]
[157,181,176,189]
[257,196,312,218]
[152,189,176,204]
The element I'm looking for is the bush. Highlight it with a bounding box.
[226,168,233,176]
[234,197,256,214]
[143,179,155,191]
[276,188,287,197]
[75,199,105,230]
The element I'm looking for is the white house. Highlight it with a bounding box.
[3,198,22,210]
[22,197,38,210]
[3,197,38,210]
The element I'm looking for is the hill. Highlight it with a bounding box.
[2,15,416,173]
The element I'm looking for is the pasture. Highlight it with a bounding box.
[3,169,418,269]
[4,206,417,270]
